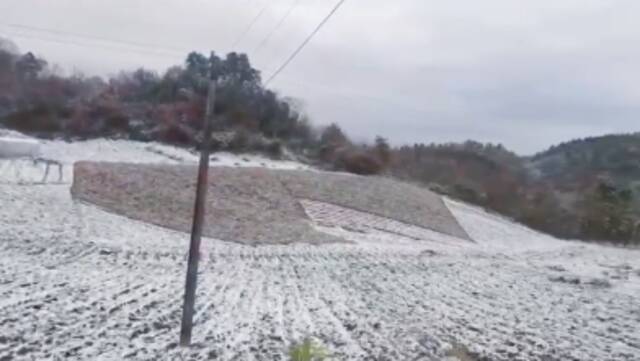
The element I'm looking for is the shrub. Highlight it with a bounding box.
[451,183,486,204]
[2,104,66,135]
[337,150,384,175]
[154,122,195,145]
[227,129,249,152]
[445,343,478,361]
[264,139,283,158]
[104,112,129,132]
[289,339,328,361]
[225,130,283,158]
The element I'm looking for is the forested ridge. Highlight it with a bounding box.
[1,38,638,245]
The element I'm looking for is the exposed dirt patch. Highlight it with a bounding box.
[71,162,470,245]
[71,162,342,245]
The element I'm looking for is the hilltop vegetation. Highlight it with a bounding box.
[1,37,638,245]
[388,138,640,244]
[530,133,640,187]
[0,38,312,155]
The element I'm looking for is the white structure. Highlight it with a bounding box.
[0,136,41,159]
[0,136,63,183]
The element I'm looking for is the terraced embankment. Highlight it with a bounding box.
[70,161,470,245]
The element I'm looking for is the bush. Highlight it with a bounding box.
[2,104,66,135]
[289,339,328,361]
[338,150,383,175]
[104,113,129,132]
[225,130,283,158]
[264,139,283,158]
[156,122,195,145]
[451,183,486,204]
[445,343,478,361]
[227,130,250,152]
[250,137,282,159]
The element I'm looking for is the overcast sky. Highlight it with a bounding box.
[2,0,639,154]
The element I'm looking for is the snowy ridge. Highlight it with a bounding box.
[1,137,639,360]
[0,137,310,185]
[36,139,309,170]
[444,198,564,251]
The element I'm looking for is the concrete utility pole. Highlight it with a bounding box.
[180,79,216,346]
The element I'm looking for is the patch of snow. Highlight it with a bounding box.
[35,139,312,170]
[0,139,639,360]
[301,199,470,252]
[208,151,312,170]
[444,197,564,252]
[0,138,311,185]
[0,129,34,139]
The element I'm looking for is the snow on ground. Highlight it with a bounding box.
[1,138,639,361]
[0,138,309,185]
[446,198,640,294]
[38,139,310,170]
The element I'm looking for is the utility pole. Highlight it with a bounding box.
[180,79,216,346]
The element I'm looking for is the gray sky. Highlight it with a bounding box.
[2,0,639,154]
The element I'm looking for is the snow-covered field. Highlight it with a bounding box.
[1,138,639,361]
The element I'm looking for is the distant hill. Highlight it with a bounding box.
[527,133,640,191]
[390,135,640,243]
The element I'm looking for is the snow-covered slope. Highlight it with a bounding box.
[38,139,310,170]
[1,137,639,361]
[445,198,564,252]
[0,138,309,184]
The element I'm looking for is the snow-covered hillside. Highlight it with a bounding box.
[1,137,639,361]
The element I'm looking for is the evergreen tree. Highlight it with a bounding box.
[580,182,636,243]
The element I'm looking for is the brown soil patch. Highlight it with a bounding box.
[71,162,470,245]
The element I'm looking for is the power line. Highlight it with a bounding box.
[265,0,347,85]
[0,22,189,56]
[0,29,184,59]
[5,23,439,127]
[231,1,271,50]
[253,0,302,54]
[275,76,436,116]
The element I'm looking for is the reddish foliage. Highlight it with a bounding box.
[337,149,384,175]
